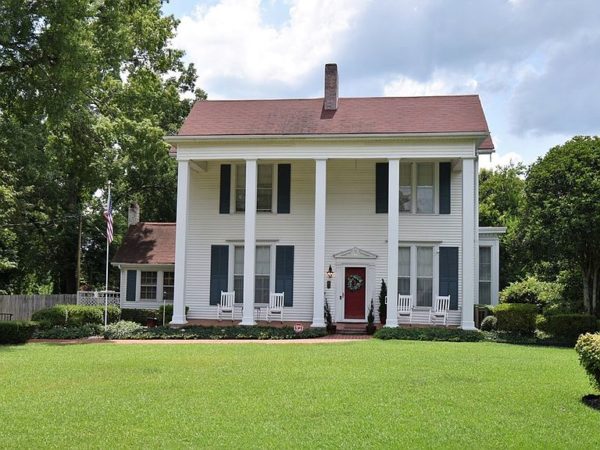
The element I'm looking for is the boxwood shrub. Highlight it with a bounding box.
[494,303,537,335]
[33,324,104,339]
[537,314,597,339]
[499,276,561,312]
[0,321,38,344]
[120,308,158,325]
[575,333,600,391]
[32,305,120,329]
[374,327,484,342]
[103,322,327,340]
[480,315,497,331]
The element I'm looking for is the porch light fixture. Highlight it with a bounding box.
[326,265,335,289]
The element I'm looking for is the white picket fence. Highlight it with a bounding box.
[77,291,121,307]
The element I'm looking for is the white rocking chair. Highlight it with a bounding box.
[430,295,451,326]
[397,295,414,324]
[217,291,236,321]
[267,293,284,322]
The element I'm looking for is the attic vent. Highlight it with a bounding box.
[324,63,338,111]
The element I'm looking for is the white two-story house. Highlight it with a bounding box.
[113,64,504,329]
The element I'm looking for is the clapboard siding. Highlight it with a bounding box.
[182,158,464,325]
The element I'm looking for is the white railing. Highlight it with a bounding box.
[77,291,120,307]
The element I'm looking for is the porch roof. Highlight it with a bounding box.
[174,95,493,150]
[112,223,175,265]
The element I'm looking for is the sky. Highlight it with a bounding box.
[162,0,600,169]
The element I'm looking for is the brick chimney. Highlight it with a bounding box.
[324,63,339,111]
[128,202,140,226]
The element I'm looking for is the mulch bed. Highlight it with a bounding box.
[582,395,600,411]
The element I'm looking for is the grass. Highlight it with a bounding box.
[0,340,598,449]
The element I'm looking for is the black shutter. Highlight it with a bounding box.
[439,162,451,214]
[439,247,459,310]
[126,270,137,302]
[375,162,388,213]
[210,245,229,305]
[277,164,291,214]
[275,246,294,307]
[219,164,231,214]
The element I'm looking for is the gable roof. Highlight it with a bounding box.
[177,95,493,150]
[112,223,175,265]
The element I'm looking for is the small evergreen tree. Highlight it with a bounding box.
[367,299,376,334]
[378,279,387,324]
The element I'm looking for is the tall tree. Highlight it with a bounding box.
[0,0,204,294]
[479,163,527,287]
[523,136,600,316]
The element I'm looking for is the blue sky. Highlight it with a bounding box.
[162,0,600,169]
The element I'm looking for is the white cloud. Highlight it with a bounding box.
[479,151,523,171]
[383,71,478,97]
[173,0,368,98]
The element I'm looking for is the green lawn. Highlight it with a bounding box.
[0,341,598,449]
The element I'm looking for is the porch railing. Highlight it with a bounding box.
[77,291,120,307]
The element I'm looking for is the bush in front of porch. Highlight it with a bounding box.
[374,327,484,342]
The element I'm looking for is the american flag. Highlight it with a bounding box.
[103,198,113,243]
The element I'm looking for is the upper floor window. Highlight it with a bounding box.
[397,162,436,214]
[399,163,412,212]
[235,164,273,212]
[416,163,434,213]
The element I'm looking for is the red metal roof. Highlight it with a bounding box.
[113,223,175,265]
[177,95,493,149]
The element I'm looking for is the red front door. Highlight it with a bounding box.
[344,267,366,320]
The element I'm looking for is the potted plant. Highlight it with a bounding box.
[324,299,336,334]
[366,299,376,335]
[378,279,387,325]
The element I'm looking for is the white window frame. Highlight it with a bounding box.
[477,241,500,305]
[232,163,276,213]
[162,271,175,302]
[131,269,174,303]
[139,271,158,301]
[399,162,440,215]
[398,243,440,307]
[229,244,277,304]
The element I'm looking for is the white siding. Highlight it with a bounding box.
[183,158,464,326]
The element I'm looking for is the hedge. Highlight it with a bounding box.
[537,314,597,339]
[499,276,561,312]
[374,327,484,342]
[103,322,327,340]
[480,315,497,331]
[575,333,600,391]
[32,305,120,329]
[120,308,158,325]
[494,303,537,335]
[0,321,38,344]
[33,324,104,339]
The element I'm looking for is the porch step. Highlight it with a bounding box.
[336,323,370,335]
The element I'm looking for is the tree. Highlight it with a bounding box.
[523,136,600,316]
[0,0,203,294]
[479,163,528,287]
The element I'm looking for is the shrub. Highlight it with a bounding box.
[104,321,144,339]
[575,333,600,391]
[33,324,104,339]
[378,279,387,325]
[480,315,497,331]
[374,327,484,342]
[536,314,597,339]
[32,305,120,328]
[156,305,189,326]
[0,321,38,344]
[494,303,537,335]
[120,308,158,324]
[499,276,562,312]
[104,324,327,340]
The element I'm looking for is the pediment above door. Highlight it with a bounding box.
[333,247,378,260]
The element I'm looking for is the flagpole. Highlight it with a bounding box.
[104,180,111,327]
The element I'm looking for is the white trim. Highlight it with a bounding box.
[311,159,327,327]
[241,159,257,325]
[461,157,476,330]
[172,160,190,325]
[385,159,400,327]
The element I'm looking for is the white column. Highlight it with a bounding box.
[241,159,257,326]
[311,159,327,327]
[171,160,190,325]
[386,159,400,327]
[461,157,476,330]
